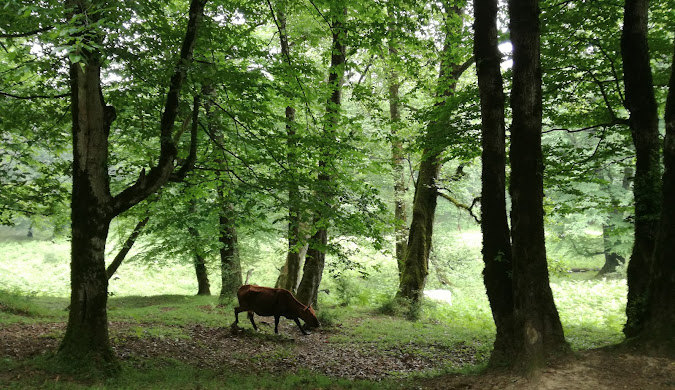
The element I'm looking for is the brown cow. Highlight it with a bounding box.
[233,285,320,335]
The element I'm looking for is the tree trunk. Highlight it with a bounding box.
[62,59,116,361]
[597,167,631,277]
[218,196,242,297]
[508,0,569,371]
[396,1,465,304]
[473,0,516,367]
[639,40,675,352]
[597,222,626,276]
[276,240,307,293]
[58,5,117,367]
[396,149,439,302]
[201,82,243,299]
[620,0,662,338]
[63,213,116,366]
[193,254,211,296]
[187,201,211,296]
[58,0,206,371]
[388,10,408,280]
[279,105,304,293]
[297,228,327,306]
[296,4,347,307]
[272,8,305,294]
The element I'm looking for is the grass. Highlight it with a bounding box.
[0,228,631,388]
[3,357,393,390]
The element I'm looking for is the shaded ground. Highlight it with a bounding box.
[1,321,674,389]
[422,350,675,389]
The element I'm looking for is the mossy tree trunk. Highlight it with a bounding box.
[280,105,304,294]
[396,149,440,302]
[396,0,466,304]
[508,0,570,372]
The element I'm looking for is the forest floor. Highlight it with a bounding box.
[1,319,674,389]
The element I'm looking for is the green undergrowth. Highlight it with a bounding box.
[107,295,230,327]
[551,276,627,349]
[0,290,67,325]
[1,357,396,390]
[0,234,631,387]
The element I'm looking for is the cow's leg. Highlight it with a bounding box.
[234,307,241,324]
[274,315,280,334]
[294,318,309,335]
[247,311,258,330]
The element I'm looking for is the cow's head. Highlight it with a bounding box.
[301,305,320,328]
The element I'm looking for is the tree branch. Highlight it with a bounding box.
[437,190,481,224]
[170,94,200,182]
[0,26,54,38]
[112,0,207,216]
[0,91,69,100]
[542,120,628,134]
[106,216,150,279]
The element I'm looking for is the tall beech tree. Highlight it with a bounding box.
[620,0,662,338]
[387,4,408,279]
[268,0,306,294]
[641,41,675,351]
[296,2,347,307]
[205,85,243,297]
[508,0,569,371]
[58,0,206,369]
[397,0,469,304]
[473,0,515,366]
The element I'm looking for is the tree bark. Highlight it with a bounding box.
[508,0,570,371]
[639,40,675,353]
[193,254,211,296]
[387,9,408,280]
[473,0,515,367]
[396,149,439,302]
[218,201,242,297]
[58,0,206,370]
[620,0,662,338]
[63,48,116,363]
[187,201,211,296]
[296,4,346,307]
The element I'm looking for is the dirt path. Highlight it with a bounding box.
[1,321,674,389]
